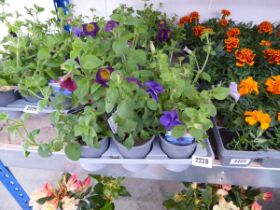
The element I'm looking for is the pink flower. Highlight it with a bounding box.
[29,188,48,210]
[229,82,240,102]
[60,76,77,92]
[43,183,55,197]
[262,192,273,201]
[75,176,91,192]
[66,174,80,192]
[222,184,232,191]
[251,201,262,210]
[62,196,79,210]
[41,202,57,210]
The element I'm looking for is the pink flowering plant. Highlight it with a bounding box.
[163,182,272,210]
[29,173,130,210]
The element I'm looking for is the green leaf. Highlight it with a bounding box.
[52,139,64,151]
[124,134,134,149]
[36,196,54,205]
[147,99,157,110]
[0,112,8,121]
[116,100,134,119]
[80,54,102,70]
[201,72,211,82]
[75,78,90,102]
[94,183,104,194]
[64,142,81,161]
[100,202,114,210]
[37,47,50,60]
[189,128,204,141]
[119,186,131,197]
[38,144,52,157]
[112,40,127,56]
[212,87,230,100]
[171,125,186,138]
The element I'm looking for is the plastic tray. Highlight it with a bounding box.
[212,118,280,167]
[79,136,214,172]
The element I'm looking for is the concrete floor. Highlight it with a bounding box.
[0,115,279,210]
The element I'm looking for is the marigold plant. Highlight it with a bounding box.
[260,40,272,47]
[221,9,231,17]
[235,48,256,67]
[219,18,229,27]
[189,11,200,22]
[244,110,271,130]
[224,37,240,52]
[258,21,273,34]
[226,27,240,37]
[265,75,280,95]
[238,76,259,95]
[263,48,280,65]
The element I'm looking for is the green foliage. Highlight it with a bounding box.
[163,183,263,210]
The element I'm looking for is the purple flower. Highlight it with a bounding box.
[96,67,114,87]
[60,77,77,92]
[229,82,240,102]
[145,81,164,101]
[72,27,84,37]
[82,22,100,37]
[157,28,170,42]
[105,20,119,32]
[126,77,143,88]
[160,110,182,130]
[157,19,167,28]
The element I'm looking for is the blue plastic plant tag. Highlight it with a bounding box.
[165,131,194,145]
[49,81,72,96]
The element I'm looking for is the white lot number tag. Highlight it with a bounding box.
[230,159,250,165]
[192,155,213,168]
[23,105,39,114]
[108,115,118,134]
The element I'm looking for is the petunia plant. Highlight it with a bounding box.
[150,32,229,144]
[0,2,75,104]
[104,71,163,148]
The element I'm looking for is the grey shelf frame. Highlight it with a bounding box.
[1,104,280,188]
[1,143,280,188]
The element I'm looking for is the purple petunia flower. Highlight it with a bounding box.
[72,27,84,37]
[60,77,77,92]
[160,109,182,130]
[157,19,167,28]
[96,67,114,87]
[157,28,170,42]
[82,22,100,37]
[145,81,164,101]
[105,20,119,32]
[126,77,143,88]
[229,82,240,102]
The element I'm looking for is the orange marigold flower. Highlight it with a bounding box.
[258,21,273,34]
[219,18,229,27]
[235,48,256,67]
[244,110,271,130]
[260,40,272,47]
[189,11,200,22]
[226,27,240,37]
[265,75,280,95]
[221,9,231,17]
[193,25,206,37]
[224,37,240,52]
[178,16,190,27]
[238,76,259,95]
[263,48,280,65]
[278,112,280,122]
[193,25,213,37]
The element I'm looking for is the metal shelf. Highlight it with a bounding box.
[1,101,280,188]
[1,143,280,188]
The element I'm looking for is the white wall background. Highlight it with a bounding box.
[1,0,280,40]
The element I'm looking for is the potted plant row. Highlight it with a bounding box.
[0,3,230,165]
[177,10,280,166]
